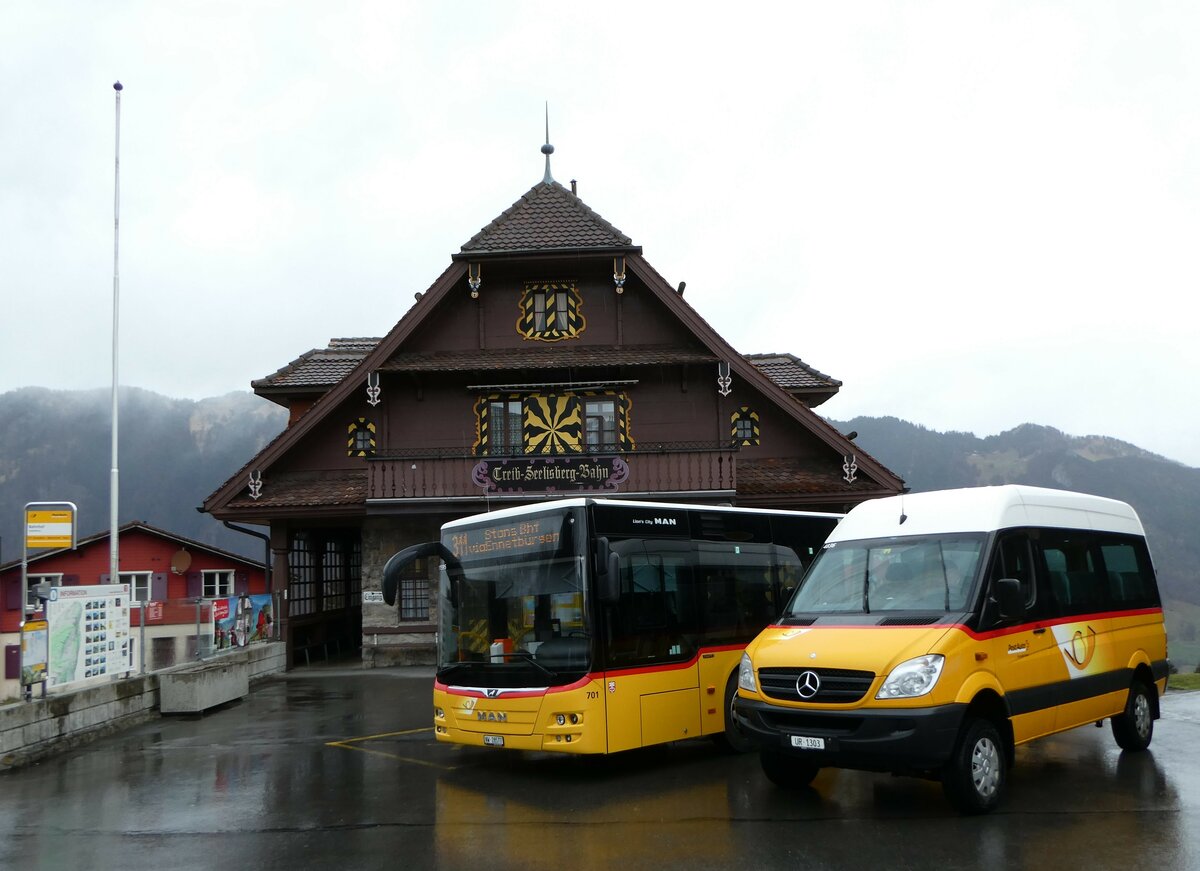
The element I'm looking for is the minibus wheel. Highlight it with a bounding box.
[941,718,1006,814]
[714,674,758,754]
[1111,681,1154,752]
[760,750,819,788]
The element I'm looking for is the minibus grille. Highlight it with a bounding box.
[758,667,875,704]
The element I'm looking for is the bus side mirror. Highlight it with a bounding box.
[596,537,620,603]
[383,542,462,607]
[992,578,1025,622]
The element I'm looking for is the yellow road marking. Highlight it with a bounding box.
[326,727,457,770]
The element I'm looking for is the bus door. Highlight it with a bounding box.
[986,533,1059,742]
[602,539,700,752]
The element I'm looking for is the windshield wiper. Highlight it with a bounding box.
[497,651,558,680]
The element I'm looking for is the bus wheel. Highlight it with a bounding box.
[760,750,819,788]
[941,717,1006,814]
[1111,680,1154,752]
[714,674,758,754]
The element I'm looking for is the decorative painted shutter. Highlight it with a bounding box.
[186,572,202,598]
[4,645,19,680]
[151,573,168,602]
[4,580,20,611]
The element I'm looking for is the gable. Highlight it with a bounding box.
[204,181,902,515]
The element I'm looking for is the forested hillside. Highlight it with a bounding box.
[829,416,1200,666]
[0,387,287,561]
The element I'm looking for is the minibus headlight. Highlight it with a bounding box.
[738,652,757,693]
[876,654,945,699]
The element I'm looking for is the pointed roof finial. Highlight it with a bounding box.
[541,101,555,184]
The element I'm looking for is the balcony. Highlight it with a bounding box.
[367,443,737,502]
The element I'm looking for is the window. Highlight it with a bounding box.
[202,570,233,599]
[323,539,347,611]
[517,281,585,342]
[289,532,316,617]
[120,571,153,604]
[1040,531,1106,616]
[731,407,760,446]
[991,534,1037,608]
[585,399,617,451]
[476,392,631,456]
[26,573,62,609]
[347,418,376,457]
[489,400,523,454]
[534,288,569,333]
[1100,538,1158,610]
[401,578,430,621]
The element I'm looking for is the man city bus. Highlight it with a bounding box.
[382,498,841,754]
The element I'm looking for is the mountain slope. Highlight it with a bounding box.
[0,387,287,561]
[829,416,1200,665]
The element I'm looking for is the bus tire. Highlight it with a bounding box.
[714,673,758,754]
[941,717,1006,814]
[1111,680,1154,752]
[760,750,819,788]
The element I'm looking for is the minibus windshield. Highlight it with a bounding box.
[784,534,986,614]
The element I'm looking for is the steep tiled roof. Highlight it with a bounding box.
[743,353,841,391]
[223,470,368,510]
[253,338,383,391]
[251,339,842,395]
[457,181,639,256]
[736,458,877,496]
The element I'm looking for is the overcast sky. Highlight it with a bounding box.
[4,2,1197,466]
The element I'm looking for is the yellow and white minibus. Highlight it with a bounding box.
[383,498,841,754]
[734,485,1170,813]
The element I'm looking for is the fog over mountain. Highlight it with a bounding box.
[0,387,287,562]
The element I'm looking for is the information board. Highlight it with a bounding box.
[45,584,136,690]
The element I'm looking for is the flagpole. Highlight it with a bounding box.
[110,81,122,595]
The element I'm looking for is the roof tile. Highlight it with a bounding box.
[459,181,637,255]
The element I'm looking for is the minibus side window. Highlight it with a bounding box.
[1039,531,1108,617]
[1098,536,1160,610]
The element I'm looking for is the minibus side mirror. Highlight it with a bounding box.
[596,537,621,603]
[992,578,1025,622]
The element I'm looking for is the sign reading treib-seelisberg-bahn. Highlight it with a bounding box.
[471,455,629,493]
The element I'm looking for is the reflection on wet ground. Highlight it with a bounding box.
[2,667,1199,871]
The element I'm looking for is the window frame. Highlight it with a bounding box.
[120,571,153,604]
[202,569,234,599]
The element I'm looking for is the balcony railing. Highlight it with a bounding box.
[367,443,737,501]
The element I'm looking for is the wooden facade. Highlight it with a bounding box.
[0,522,268,698]
[203,166,904,666]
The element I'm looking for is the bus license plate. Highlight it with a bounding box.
[790,735,825,750]
[483,735,505,747]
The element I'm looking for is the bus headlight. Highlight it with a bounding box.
[738,652,757,693]
[876,654,945,699]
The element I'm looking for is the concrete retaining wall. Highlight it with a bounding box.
[0,642,286,770]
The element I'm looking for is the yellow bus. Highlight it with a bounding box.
[382,498,841,754]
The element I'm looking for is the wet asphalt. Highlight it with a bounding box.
[2,663,1199,871]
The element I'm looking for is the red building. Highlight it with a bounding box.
[1,522,268,698]
[203,149,905,666]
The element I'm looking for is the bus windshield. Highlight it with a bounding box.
[437,507,589,687]
[784,534,986,615]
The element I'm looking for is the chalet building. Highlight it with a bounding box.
[202,150,904,667]
[1,522,269,699]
